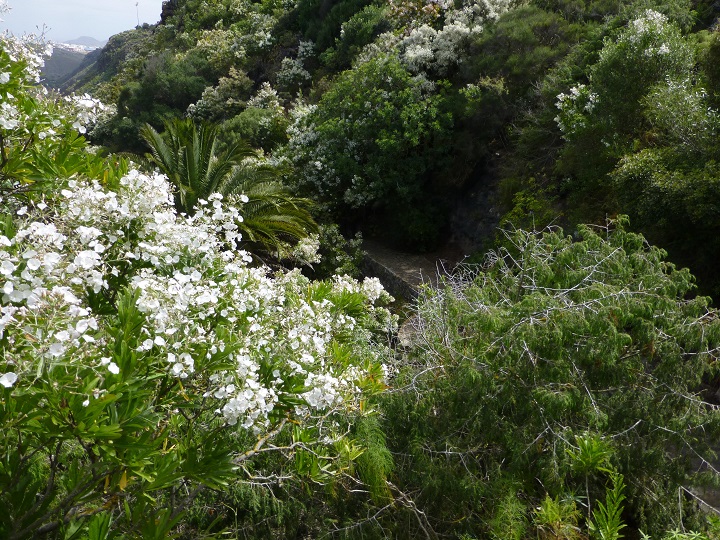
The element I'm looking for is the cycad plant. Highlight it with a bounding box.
[140,118,316,254]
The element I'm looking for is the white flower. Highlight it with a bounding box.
[48,343,65,357]
[0,372,17,388]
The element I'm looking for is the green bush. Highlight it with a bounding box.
[382,217,720,537]
[286,54,453,246]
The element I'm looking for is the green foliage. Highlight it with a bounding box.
[141,118,243,213]
[353,416,393,504]
[567,433,613,476]
[0,290,236,539]
[589,472,627,540]
[488,491,528,540]
[233,169,319,256]
[187,67,253,122]
[305,223,365,280]
[220,106,289,153]
[473,5,585,98]
[288,53,454,247]
[295,0,375,51]
[531,0,624,22]
[642,530,712,540]
[534,495,583,539]
[382,217,720,537]
[701,30,720,108]
[319,4,392,70]
[141,117,317,255]
[556,7,694,185]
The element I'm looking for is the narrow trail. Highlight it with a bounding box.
[362,239,464,300]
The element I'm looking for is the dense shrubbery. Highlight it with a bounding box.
[285,53,454,246]
[0,28,394,539]
[381,218,720,537]
[4,0,720,536]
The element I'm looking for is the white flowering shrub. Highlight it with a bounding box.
[0,167,394,537]
[187,67,253,121]
[554,83,599,138]
[279,232,322,265]
[232,10,277,53]
[284,54,452,208]
[358,0,514,78]
[247,81,284,113]
[276,56,312,92]
[642,77,720,154]
[195,28,245,73]
[0,35,116,205]
[65,93,110,134]
[399,20,481,76]
[555,10,692,146]
[0,31,394,539]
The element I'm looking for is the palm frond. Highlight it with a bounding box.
[139,117,317,254]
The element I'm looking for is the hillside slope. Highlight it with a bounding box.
[64,0,720,295]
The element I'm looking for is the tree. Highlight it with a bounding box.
[141,118,317,255]
[285,54,454,247]
[555,8,693,185]
[381,217,720,537]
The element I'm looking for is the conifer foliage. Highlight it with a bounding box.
[384,217,720,537]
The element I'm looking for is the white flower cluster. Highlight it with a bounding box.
[399,20,481,75]
[236,11,276,52]
[297,40,315,61]
[196,28,245,68]
[0,36,110,143]
[332,275,392,304]
[0,170,390,432]
[597,9,681,66]
[555,84,599,137]
[1,34,52,84]
[276,56,311,91]
[275,40,315,92]
[626,10,673,57]
[247,82,284,113]
[288,233,321,265]
[630,9,668,40]
[644,77,720,151]
[65,93,108,134]
[364,0,514,76]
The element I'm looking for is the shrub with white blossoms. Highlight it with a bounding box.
[0,166,393,538]
[1,169,392,425]
[247,81,284,113]
[0,6,397,537]
[554,84,599,138]
[554,9,693,145]
[0,34,115,207]
[65,93,110,134]
[276,56,311,92]
[399,20,481,76]
[359,0,515,77]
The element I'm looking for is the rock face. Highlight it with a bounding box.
[449,166,502,256]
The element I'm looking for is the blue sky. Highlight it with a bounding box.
[0,0,165,42]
